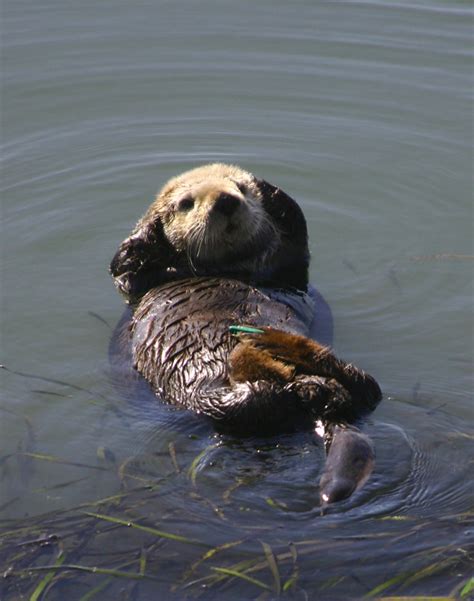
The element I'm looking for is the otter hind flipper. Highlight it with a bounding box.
[319,425,375,506]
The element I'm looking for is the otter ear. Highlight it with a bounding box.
[110,217,175,302]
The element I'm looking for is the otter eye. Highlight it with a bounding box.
[178,197,194,212]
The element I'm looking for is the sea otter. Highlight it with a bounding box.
[110,163,382,503]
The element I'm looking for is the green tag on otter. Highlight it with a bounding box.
[229,325,264,335]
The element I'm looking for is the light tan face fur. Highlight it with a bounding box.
[140,164,277,266]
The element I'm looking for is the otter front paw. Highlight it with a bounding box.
[110,234,149,277]
[110,235,156,299]
[111,267,157,301]
[110,219,177,301]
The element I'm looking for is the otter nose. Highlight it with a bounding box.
[213,193,240,217]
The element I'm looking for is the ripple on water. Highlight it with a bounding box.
[116,392,472,530]
[2,0,472,596]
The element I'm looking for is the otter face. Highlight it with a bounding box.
[111,163,309,300]
[150,164,276,266]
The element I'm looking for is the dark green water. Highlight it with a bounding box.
[1,1,473,599]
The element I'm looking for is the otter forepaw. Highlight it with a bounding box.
[110,236,155,299]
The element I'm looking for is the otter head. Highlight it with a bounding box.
[110,163,309,301]
[150,164,277,267]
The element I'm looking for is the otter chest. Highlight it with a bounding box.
[130,277,313,411]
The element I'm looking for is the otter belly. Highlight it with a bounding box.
[131,277,315,413]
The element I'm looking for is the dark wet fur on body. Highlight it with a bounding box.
[129,278,380,435]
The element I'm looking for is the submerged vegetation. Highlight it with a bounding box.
[1,364,473,599]
[1,443,472,600]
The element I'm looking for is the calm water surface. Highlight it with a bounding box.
[1,1,473,599]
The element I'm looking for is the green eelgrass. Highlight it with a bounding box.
[29,551,66,601]
[260,541,281,595]
[210,566,273,592]
[83,511,205,546]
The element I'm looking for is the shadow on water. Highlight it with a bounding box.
[1,363,473,600]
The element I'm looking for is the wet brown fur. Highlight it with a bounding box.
[230,328,334,380]
[229,343,296,384]
[228,327,378,407]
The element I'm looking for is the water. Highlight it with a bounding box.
[1,0,473,599]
